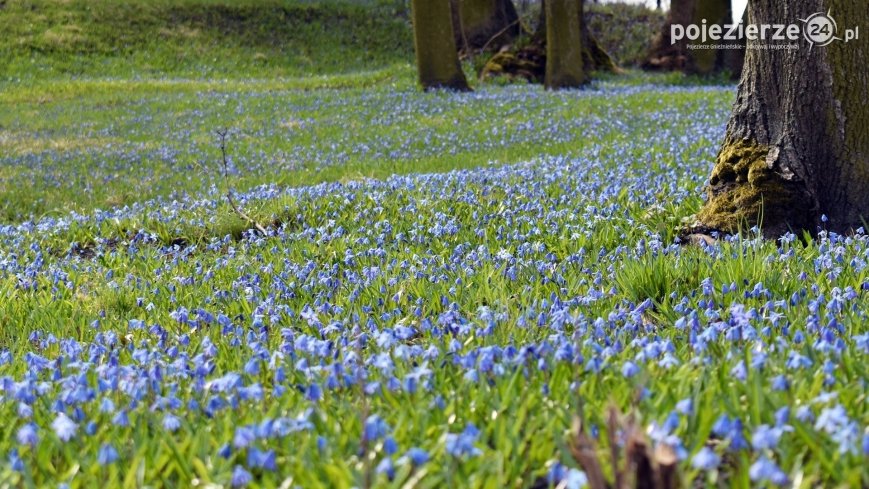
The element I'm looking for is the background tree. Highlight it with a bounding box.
[412,0,471,91]
[643,0,743,77]
[450,0,521,53]
[481,0,613,84]
[577,0,617,72]
[544,0,586,88]
[694,0,868,238]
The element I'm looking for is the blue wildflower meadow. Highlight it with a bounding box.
[0,80,866,487]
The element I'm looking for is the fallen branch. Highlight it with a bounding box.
[568,405,681,489]
[478,18,523,54]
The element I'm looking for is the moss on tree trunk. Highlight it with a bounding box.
[412,0,471,91]
[696,140,814,234]
[695,0,869,238]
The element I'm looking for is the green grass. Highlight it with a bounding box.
[0,0,413,80]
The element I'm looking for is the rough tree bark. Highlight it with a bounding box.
[544,0,586,88]
[411,0,471,91]
[695,0,869,238]
[644,0,743,77]
[689,0,733,74]
[578,2,617,72]
[643,0,694,71]
[720,5,747,78]
[450,0,521,52]
[539,0,615,72]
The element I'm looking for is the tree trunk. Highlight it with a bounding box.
[720,5,747,78]
[578,2,616,72]
[643,0,743,77]
[451,0,521,52]
[696,0,869,238]
[688,0,732,74]
[643,0,694,71]
[544,0,586,89]
[412,0,471,91]
[480,0,614,83]
[536,0,615,71]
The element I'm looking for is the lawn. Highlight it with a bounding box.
[0,1,867,488]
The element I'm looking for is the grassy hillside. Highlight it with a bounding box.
[0,0,414,80]
[0,0,668,81]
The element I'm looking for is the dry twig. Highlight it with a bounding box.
[215,129,268,236]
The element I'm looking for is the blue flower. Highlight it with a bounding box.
[445,424,482,458]
[162,414,181,432]
[376,457,395,480]
[401,447,429,466]
[749,456,787,485]
[16,424,38,447]
[751,425,784,451]
[243,358,260,376]
[621,361,639,378]
[814,405,859,454]
[247,448,276,471]
[795,406,814,423]
[97,444,119,466]
[773,407,790,427]
[231,465,253,487]
[548,463,588,489]
[218,444,232,459]
[691,447,720,470]
[305,383,321,402]
[51,413,77,442]
[8,449,24,472]
[112,410,130,428]
[562,468,588,489]
[364,415,390,442]
[383,436,398,455]
[770,375,789,391]
[234,426,256,448]
[711,415,731,437]
[17,403,32,419]
[99,398,115,414]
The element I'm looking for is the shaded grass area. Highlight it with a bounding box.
[0,0,413,79]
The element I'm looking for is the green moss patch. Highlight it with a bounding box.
[697,139,814,235]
